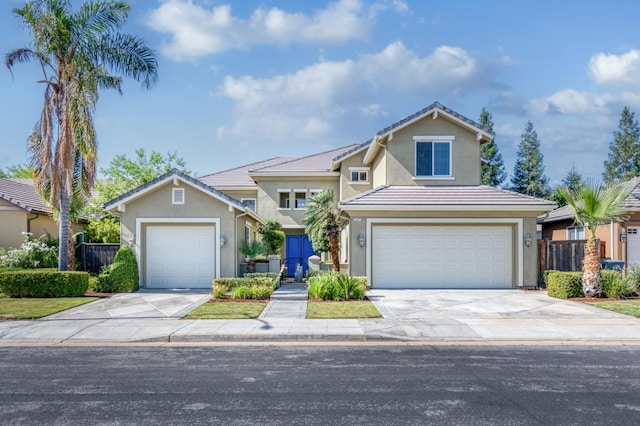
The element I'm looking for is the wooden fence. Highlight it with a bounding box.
[537,239,605,285]
[77,243,120,273]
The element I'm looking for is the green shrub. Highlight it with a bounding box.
[0,270,88,297]
[231,285,252,299]
[547,271,583,299]
[97,246,138,293]
[542,270,561,288]
[251,285,274,300]
[600,271,635,298]
[213,277,276,290]
[244,272,278,279]
[307,269,330,279]
[307,273,366,301]
[625,263,640,295]
[213,284,228,299]
[0,233,58,269]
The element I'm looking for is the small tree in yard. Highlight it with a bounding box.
[559,179,634,297]
[258,220,285,256]
[303,189,341,272]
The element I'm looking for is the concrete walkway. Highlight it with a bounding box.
[0,289,640,344]
[259,284,308,320]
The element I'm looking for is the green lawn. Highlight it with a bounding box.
[584,300,640,318]
[184,301,267,319]
[306,300,382,319]
[0,295,98,319]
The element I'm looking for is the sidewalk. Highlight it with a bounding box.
[0,289,640,345]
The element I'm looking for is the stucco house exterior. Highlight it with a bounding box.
[105,102,556,289]
[0,178,84,250]
[539,177,640,267]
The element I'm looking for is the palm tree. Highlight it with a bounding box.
[6,0,158,270]
[303,189,341,272]
[559,179,634,297]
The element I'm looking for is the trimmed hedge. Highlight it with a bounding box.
[0,270,89,297]
[96,246,139,293]
[244,272,278,279]
[213,277,276,290]
[547,271,583,299]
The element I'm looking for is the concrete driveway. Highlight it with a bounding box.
[363,289,640,341]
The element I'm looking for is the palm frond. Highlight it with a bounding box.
[74,1,130,39]
[91,33,158,89]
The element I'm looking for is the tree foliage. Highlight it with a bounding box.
[0,164,33,179]
[603,106,640,184]
[559,179,634,297]
[479,108,506,187]
[6,0,158,270]
[550,165,583,207]
[510,121,550,198]
[303,189,341,272]
[258,219,285,256]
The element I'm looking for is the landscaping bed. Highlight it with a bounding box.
[183,299,268,319]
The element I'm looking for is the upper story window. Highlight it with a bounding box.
[414,136,454,178]
[278,190,291,209]
[241,198,256,211]
[294,192,307,209]
[349,167,369,184]
[172,188,185,205]
[567,226,585,240]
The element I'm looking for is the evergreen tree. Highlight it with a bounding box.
[510,121,550,198]
[603,106,640,183]
[550,164,583,207]
[479,108,507,187]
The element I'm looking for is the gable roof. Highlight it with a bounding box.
[331,139,373,169]
[198,157,292,188]
[339,185,556,212]
[362,102,495,165]
[248,145,359,176]
[0,178,51,215]
[104,169,266,223]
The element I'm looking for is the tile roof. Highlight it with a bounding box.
[198,157,292,188]
[0,178,51,214]
[331,139,372,163]
[339,185,556,210]
[250,145,359,174]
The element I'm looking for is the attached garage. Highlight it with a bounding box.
[146,225,216,289]
[371,224,514,289]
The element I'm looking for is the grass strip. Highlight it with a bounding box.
[584,300,640,318]
[306,300,382,319]
[0,296,98,319]
[184,301,267,319]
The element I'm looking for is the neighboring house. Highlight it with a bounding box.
[539,177,640,266]
[105,102,556,289]
[0,178,84,250]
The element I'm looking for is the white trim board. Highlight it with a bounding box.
[365,218,524,288]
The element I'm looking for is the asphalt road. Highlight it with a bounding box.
[0,345,638,425]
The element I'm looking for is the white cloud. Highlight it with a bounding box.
[589,49,640,89]
[216,42,496,144]
[530,89,640,115]
[147,0,397,61]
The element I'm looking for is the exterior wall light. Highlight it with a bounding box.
[619,232,627,243]
[524,233,532,247]
[358,233,365,248]
[220,235,226,247]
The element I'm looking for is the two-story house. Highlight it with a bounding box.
[105,102,556,289]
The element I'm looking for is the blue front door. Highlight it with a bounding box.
[285,235,315,277]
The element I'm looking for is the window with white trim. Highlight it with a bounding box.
[245,224,251,243]
[349,168,369,183]
[294,192,307,209]
[241,198,256,211]
[279,192,290,209]
[414,136,454,178]
[172,188,185,205]
[567,225,585,240]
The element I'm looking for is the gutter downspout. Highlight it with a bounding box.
[235,212,249,277]
[27,213,39,234]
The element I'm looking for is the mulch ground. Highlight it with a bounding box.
[84,290,116,298]
[206,298,269,304]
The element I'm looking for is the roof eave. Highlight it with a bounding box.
[248,171,341,178]
[339,204,557,212]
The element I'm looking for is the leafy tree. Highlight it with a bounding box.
[258,219,285,256]
[303,189,341,272]
[603,106,640,184]
[0,164,32,179]
[550,165,584,207]
[6,0,158,270]
[84,149,190,243]
[479,108,506,187]
[510,121,550,198]
[559,179,634,297]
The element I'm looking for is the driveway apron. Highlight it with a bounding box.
[44,289,211,320]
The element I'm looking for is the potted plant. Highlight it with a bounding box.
[239,240,266,273]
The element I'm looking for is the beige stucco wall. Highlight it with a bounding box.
[371,147,386,188]
[118,181,245,284]
[541,219,615,258]
[382,115,481,186]
[339,151,373,201]
[254,176,339,228]
[344,210,542,288]
[217,189,258,208]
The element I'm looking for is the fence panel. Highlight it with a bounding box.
[77,243,120,273]
[537,239,602,285]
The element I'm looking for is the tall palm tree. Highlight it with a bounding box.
[303,189,342,272]
[559,179,634,297]
[6,0,157,270]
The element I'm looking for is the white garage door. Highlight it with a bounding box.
[371,225,513,289]
[146,225,215,288]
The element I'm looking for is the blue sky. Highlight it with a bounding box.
[1,0,640,185]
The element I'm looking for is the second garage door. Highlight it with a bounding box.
[146,225,215,289]
[371,225,513,289]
